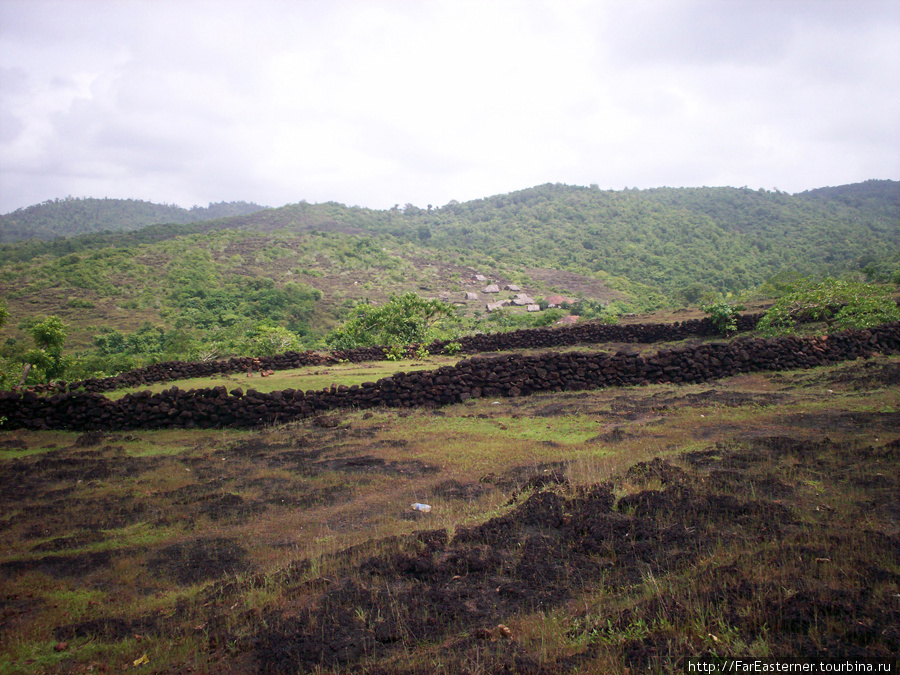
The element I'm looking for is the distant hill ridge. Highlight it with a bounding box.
[0,197,268,243]
[0,180,897,305]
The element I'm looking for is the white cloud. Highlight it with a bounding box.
[1,0,897,213]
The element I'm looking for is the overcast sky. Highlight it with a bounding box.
[1,0,898,214]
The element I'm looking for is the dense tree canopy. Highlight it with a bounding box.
[326,293,457,350]
[0,197,266,243]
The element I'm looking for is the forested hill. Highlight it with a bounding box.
[217,179,896,300]
[1,181,897,303]
[0,197,267,243]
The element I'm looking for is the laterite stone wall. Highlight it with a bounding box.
[2,322,897,432]
[34,315,763,395]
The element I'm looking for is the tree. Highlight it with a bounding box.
[0,302,13,389]
[326,293,456,350]
[240,324,302,357]
[756,278,900,335]
[24,315,69,382]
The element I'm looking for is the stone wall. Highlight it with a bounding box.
[37,315,763,395]
[2,322,897,432]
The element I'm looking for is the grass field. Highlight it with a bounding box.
[1,347,898,673]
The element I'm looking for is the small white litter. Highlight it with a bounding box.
[411,503,432,512]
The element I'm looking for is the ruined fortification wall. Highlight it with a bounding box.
[2,322,897,432]
[37,314,763,396]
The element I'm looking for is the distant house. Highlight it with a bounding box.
[512,296,535,306]
[482,284,500,293]
[526,304,541,312]
[546,294,575,308]
[485,300,508,312]
[505,284,522,292]
[465,292,478,301]
[556,315,579,324]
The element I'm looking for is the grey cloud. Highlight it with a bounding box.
[602,0,899,68]
[1,0,897,213]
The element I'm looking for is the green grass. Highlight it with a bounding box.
[104,354,464,400]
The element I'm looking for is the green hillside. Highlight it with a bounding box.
[0,180,897,384]
[388,180,899,299]
[0,197,267,243]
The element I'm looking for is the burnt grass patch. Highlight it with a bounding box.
[1,356,899,673]
[147,537,253,585]
[244,433,899,673]
[0,550,116,580]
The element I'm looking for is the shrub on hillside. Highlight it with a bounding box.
[757,277,900,335]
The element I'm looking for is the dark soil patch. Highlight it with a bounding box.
[796,360,900,390]
[166,479,313,520]
[254,481,709,673]
[263,484,351,509]
[266,447,327,475]
[0,550,114,579]
[19,496,149,538]
[532,401,581,417]
[0,593,43,635]
[0,451,161,509]
[54,614,166,642]
[431,479,492,501]
[147,537,252,585]
[842,361,900,388]
[480,462,570,491]
[316,455,440,477]
[72,430,106,447]
[197,493,267,521]
[681,389,787,407]
[706,470,796,499]
[30,530,109,553]
[591,426,634,443]
[785,410,900,433]
[624,457,691,486]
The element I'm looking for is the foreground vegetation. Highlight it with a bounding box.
[0,314,897,672]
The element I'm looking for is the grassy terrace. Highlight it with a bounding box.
[103,356,458,401]
[99,337,726,402]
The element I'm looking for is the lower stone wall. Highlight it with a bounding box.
[3,322,898,432]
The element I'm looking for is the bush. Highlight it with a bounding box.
[384,344,405,361]
[757,278,900,335]
[701,301,744,334]
[443,341,462,356]
[326,293,457,349]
